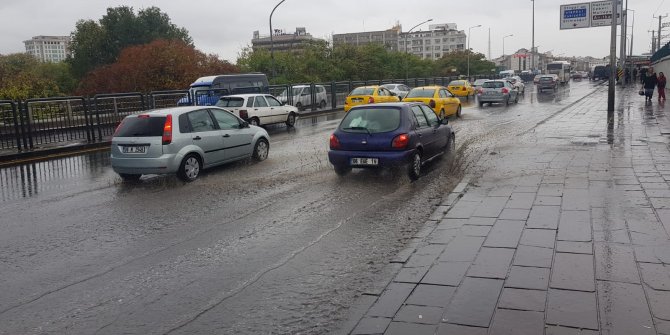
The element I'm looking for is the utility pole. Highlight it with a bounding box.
[607,0,617,119]
[619,0,627,83]
[629,9,635,56]
[650,30,657,52]
[655,14,668,52]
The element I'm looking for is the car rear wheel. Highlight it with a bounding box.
[250,117,260,126]
[178,154,201,182]
[334,165,351,176]
[319,100,327,109]
[286,112,296,127]
[119,173,141,181]
[253,138,269,161]
[479,101,485,107]
[408,151,421,181]
[456,105,462,117]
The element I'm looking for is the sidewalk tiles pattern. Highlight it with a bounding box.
[346,87,670,335]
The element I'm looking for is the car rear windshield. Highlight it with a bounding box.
[540,77,554,81]
[350,87,375,96]
[340,107,400,134]
[115,116,166,137]
[474,80,488,85]
[482,81,504,88]
[216,97,245,107]
[449,81,465,86]
[406,88,435,98]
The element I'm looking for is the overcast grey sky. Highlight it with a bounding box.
[1,0,667,62]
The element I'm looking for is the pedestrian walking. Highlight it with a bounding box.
[643,70,658,102]
[658,72,667,102]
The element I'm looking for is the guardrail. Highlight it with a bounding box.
[0,75,509,156]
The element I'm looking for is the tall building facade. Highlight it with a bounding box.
[332,25,402,51]
[399,23,466,59]
[251,27,324,52]
[24,36,71,62]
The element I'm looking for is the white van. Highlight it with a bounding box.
[499,70,515,78]
[278,85,328,110]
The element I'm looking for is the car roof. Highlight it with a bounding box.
[351,102,424,109]
[354,85,380,89]
[222,94,271,98]
[410,85,443,90]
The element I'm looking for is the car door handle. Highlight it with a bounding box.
[193,136,202,140]
[222,134,230,138]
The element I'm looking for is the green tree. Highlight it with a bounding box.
[434,50,496,76]
[68,6,192,78]
[0,53,71,100]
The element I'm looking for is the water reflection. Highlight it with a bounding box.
[0,151,111,202]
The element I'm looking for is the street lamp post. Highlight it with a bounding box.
[467,24,482,79]
[502,34,513,71]
[404,18,433,79]
[628,9,635,56]
[269,0,286,79]
[531,0,535,72]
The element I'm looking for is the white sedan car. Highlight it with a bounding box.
[381,83,411,100]
[216,94,299,127]
[506,76,526,95]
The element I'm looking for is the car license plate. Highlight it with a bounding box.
[351,157,378,166]
[121,146,147,154]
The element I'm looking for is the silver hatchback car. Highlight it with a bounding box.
[477,79,519,106]
[111,106,270,182]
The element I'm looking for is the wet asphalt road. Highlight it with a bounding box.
[0,80,603,334]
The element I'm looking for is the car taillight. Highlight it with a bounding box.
[113,119,125,137]
[368,96,375,104]
[162,114,172,145]
[239,109,248,119]
[478,88,483,94]
[392,133,409,149]
[462,87,466,91]
[502,88,509,94]
[429,100,436,108]
[329,134,340,149]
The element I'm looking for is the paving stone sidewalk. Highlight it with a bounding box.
[345,86,670,335]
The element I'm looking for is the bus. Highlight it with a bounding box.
[546,61,571,84]
[177,73,270,106]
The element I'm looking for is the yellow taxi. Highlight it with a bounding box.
[344,85,400,112]
[447,80,476,100]
[402,86,462,118]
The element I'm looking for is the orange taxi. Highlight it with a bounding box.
[344,85,400,112]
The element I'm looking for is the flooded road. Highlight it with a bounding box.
[0,80,603,334]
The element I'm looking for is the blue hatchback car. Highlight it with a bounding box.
[328,102,455,180]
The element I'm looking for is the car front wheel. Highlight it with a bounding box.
[456,105,462,117]
[253,138,269,161]
[286,112,296,127]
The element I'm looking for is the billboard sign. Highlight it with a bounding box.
[590,0,622,27]
[560,3,590,29]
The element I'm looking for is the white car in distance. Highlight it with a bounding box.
[216,94,298,127]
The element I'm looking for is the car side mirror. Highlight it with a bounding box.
[240,120,250,128]
[441,118,449,125]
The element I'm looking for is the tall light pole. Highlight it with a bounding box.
[628,9,635,56]
[531,0,535,72]
[467,24,481,79]
[404,18,433,79]
[269,0,286,80]
[502,34,513,57]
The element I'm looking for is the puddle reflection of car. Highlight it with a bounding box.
[111,106,270,182]
[477,80,519,106]
[328,102,455,180]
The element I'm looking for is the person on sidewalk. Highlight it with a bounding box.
[643,70,658,102]
[658,72,667,102]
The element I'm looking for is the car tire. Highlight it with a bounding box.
[250,117,260,126]
[408,151,421,181]
[505,97,510,106]
[479,101,484,107]
[319,100,327,109]
[456,105,462,117]
[119,173,141,181]
[252,138,269,162]
[178,154,201,182]
[334,165,351,176]
[286,112,296,127]
[295,102,303,111]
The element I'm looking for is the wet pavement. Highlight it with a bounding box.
[344,85,670,335]
[0,80,619,334]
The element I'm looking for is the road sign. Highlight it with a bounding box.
[590,0,622,27]
[560,3,591,29]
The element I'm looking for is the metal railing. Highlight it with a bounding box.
[0,74,507,156]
